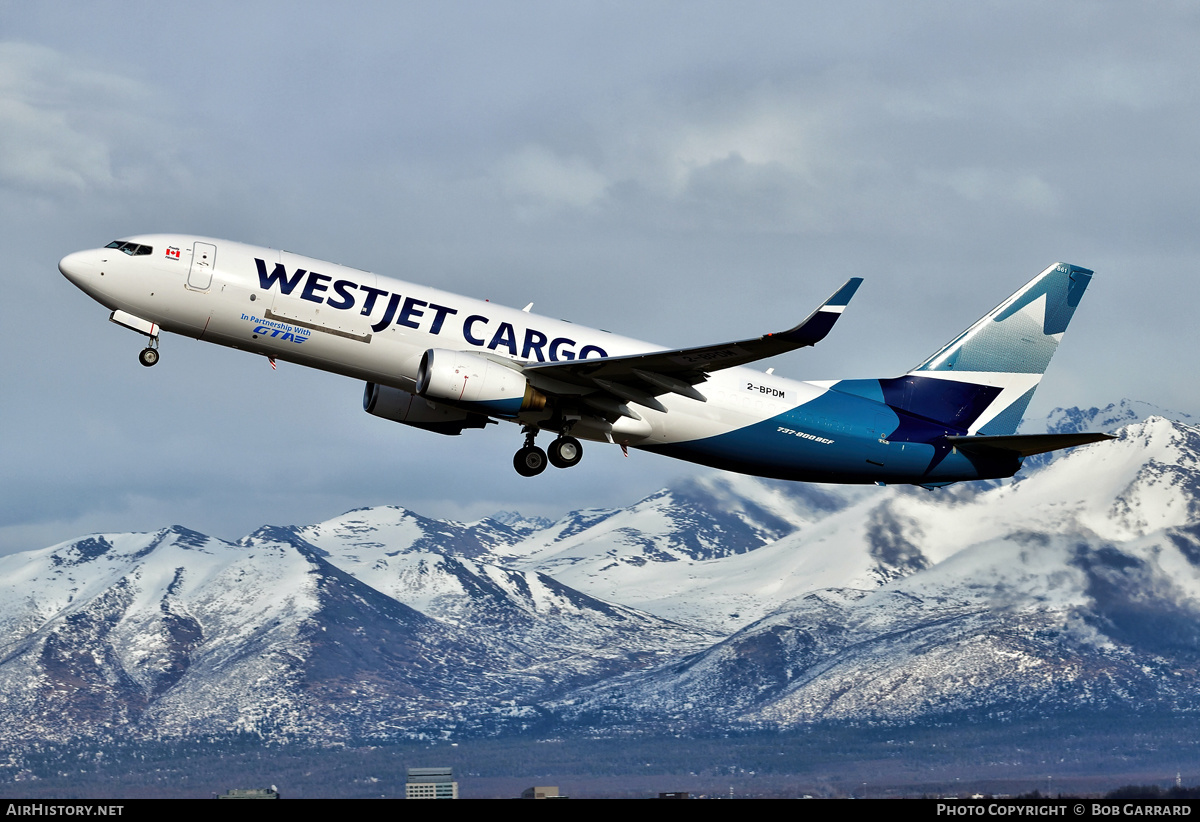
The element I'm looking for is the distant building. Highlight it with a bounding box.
[521,786,565,799]
[407,767,458,799]
[218,788,280,799]
[658,792,689,799]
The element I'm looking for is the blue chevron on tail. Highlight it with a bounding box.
[832,263,1093,435]
[908,262,1092,434]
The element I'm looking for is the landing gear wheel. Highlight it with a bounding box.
[548,436,583,469]
[138,347,159,367]
[514,445,548,477]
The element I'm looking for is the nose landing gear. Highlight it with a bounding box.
[513,428,585,477]
[138,338,160,367]
[108,310,161,367]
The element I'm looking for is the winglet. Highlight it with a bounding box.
[778,277,863,346]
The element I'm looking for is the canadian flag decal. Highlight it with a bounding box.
[165,246,181,259]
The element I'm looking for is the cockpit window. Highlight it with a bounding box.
[105,240,153,256]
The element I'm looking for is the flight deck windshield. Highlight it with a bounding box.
[105,240,153,256]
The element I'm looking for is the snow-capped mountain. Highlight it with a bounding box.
[497,474,869,631]
[501,401,1199,633]
[0,524,706,746]
[1,400,1197,746]
[1038,399,1197,436]
[552,415,1200,729]
[275,511,715,666]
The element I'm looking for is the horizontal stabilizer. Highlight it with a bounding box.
[945,432,1115,458]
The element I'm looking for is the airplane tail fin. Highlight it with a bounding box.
[905,262,1092,434]
[834,263,1093,434]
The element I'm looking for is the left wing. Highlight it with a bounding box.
[521,278,862,417]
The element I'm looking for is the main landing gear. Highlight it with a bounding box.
[138,338,160,367]
[548,435,583,468]
[513,427,583,477]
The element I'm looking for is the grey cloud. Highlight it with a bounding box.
[3,2,1200,556]
[0,42,188,194]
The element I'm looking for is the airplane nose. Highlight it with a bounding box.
[59,250,95,287]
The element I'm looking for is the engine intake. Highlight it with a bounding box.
[416,349,546,416]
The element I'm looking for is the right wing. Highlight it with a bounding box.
[521,278,862,417]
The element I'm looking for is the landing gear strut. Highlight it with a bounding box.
[138,338,160,368]
[513,427,548,477]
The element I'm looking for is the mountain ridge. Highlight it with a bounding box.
[1,399,1196,747]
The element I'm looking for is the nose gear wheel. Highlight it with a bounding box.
[138,338,160,367]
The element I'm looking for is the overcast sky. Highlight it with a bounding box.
[2,2,1198,555]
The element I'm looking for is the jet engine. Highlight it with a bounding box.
[363,382,490,435]
[415,348,547,416]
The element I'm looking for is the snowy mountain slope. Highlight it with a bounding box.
[274,512,716,665]
[0,527,314,745]
[548,416,1200,729]
[886,416,1200,558]
[1018,399,1197,472]
[513,473,862,562]
[496,415,1195,633]
[2,401,1198,747]
[494,491,897,633]
[555,519,1200,730]
[0,525,531,745]
[485,474,866,630]
[276,504,541,561]
[0,515,712,746]
[1037,399,1197,435]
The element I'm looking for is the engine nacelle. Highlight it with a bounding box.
[415,348,546,417]
[363,382,490,436]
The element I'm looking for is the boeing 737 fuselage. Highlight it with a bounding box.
[59,236,1111,485]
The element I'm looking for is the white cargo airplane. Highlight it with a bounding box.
[59,236,1111,485]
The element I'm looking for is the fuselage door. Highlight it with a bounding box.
[187,242,217,291]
